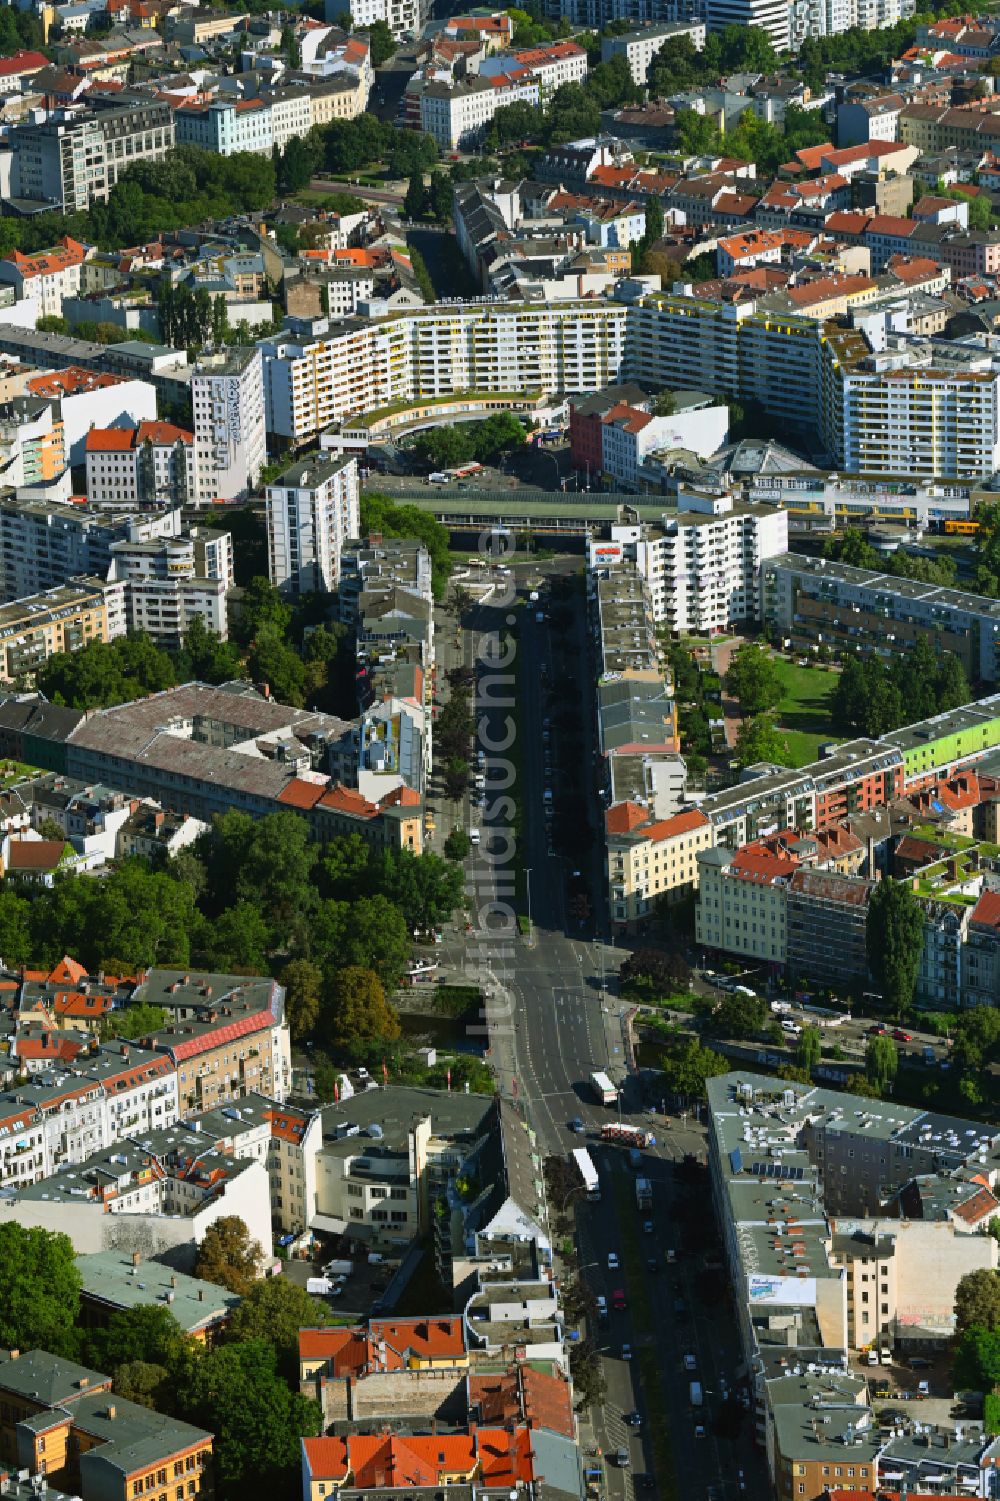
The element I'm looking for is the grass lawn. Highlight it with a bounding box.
[771,659,839,765]
[779,728,829,768]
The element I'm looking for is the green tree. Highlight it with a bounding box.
[225,1278,329,1377]
[82,1304,187,1376]
[865,1033,898,1093]
[675,108,720,156]
[0,1224,82,1356]
[954,1326,1000,1389]
[176,1339,321,1501]
[715,991,766,1038]
[404,171,427,221]
[325,964,401,1049]
[444,827,471,861]
[362,17,396,64]
[956,1268,1000,1333]
[724,641,782,715]
[195,1217,264,1296]
[0,888,33,966]
[735,713,788,768]
[278,958,324,1038]
[797,1026,822,1072]
[234,577,293,649]
[652,389,676,417]
[826,527,878,569]
[113,1361,174,1411]
[472,412,527,464]
[37,634,177,710]
[247,626,307,706]
[866,880,924,1018]
[659,1037,728,1099]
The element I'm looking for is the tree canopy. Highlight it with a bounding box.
[176,1339,321,1501]
[0,1224,81,1357]
[724,642,782,716]
[194,1217,264,1296]
[866,881,926,1019]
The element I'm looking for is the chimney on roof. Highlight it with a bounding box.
[131,1251,141,1267]
[7,1351,18,1361]
[170,1275,177,1288]
[77,1377,88,1390]
[198,1289,204,1302]
[106,1406,116,1421]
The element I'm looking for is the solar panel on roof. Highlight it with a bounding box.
[729,1148,743,1174]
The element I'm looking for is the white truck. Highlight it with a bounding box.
[689,1382,704,1407]
[591,1071,618,1106]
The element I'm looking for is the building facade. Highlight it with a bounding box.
[266,453,361,596]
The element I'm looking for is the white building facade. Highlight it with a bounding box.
[191,347,267,504]
[266,453,360,595]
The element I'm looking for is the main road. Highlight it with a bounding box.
[435,551,762,1501]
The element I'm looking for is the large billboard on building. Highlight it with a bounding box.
[748,1273,817,1307]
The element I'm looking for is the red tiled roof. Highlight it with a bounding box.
[163,1009,274,1063]
[49,955,87,985]
[135,420,193,445]
[0,49,48,77]
[6,839,66,870]
[317,783,378,819]
[276,778,327,810]
[379,785,422,809]
[85,429,134,453]
[369,1315,465,1360]
[6,236,88,278]
[477,1427,534,1487]
[641,808,710,842]
[28,367,124,399]
[971,888,1000,930]
[605,801,648,836]
[953,1185,999,1224]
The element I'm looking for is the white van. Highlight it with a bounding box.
[781,1019,802,1035]
[469,828,481,846]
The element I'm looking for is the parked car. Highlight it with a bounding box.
[607,1252,619,1270]
[892,1028,912,1042]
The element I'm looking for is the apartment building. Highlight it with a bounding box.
[0,1350,213,1501]
[703,0,789,51]
[479,40,588,98]
[763,552,1000,682]
[175,98,274,156]
[110,532,232,644]
[0,49,48,95]
[420,72,540,151]
[190,347,267,504]
[785,867,873,989]
[327,0,422,41]
[25,366,158,466]
[706,1070,1000,1499]
[0,577,126,684]
[595,496,789,635]
[11,98,174,212]
[0,398,66,490]
[266,453,360,596]
[842,363,1000,481]
[0,1042,178,1186]
[695,838,796,964]
[600,21,705,84]
[84,421,195,509]
[0,499,196,604]
[606,804,712,930]
[0,236,91,319]
[259,303,629,444]
[129,968,291,1115]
